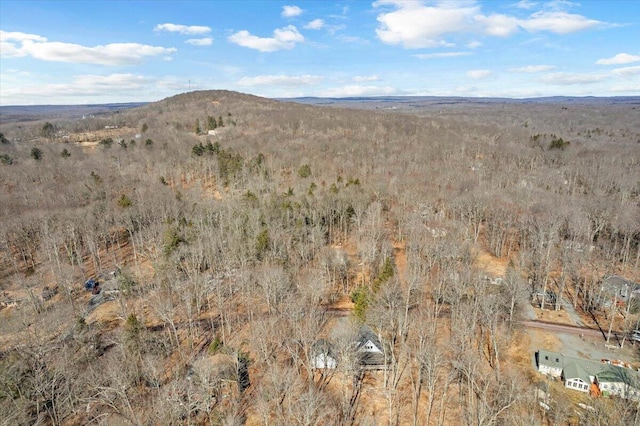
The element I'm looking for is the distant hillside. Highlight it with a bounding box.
[0,102,148,123]
[281,95,640,110]
[4,94,638,125]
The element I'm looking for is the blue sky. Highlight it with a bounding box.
[1,0,639,105]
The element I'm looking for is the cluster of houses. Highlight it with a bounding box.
[535,349,640,401]
[310,325,388,371]
[531,275,639,312]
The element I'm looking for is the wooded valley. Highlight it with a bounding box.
[0,91,639,425]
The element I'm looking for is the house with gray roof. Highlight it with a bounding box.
[309,326,390,371]
[536,349,563,377]
[535,349,640,400]
[355,325,388,370]
[596,365,640,400]
[562,359,599,393]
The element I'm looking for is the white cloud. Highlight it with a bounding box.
[0,73,171,104]
[213,64,243,76]
[0,31,176,65]
[4,72,197,105]
[0,68,31,76]
[516,0,538,9]
[328,5,350,19]
[237,74,322,86]
[228,25,304,52]
[0,41,22,57]
[538,72,606,85]
[185,37,213,46]
[282,5,303,18]
[467,69,492,79]
[373,2,606,49]
[413,51,472,59]
[320,85,396,97]
[304,19,325,30]
[353,75,380,82]
[72,73,152,89]
[154,23,211,35]
[0,30,47,43]
[611,66,640,77]
[467,41,483,49]
[521,11,601,33]
[374,1,477,48]
[543,1,582,12]
[508,64,556,73]
[325,24,347,36]
[609,83,640,93]
[596,53,640,65]
[0,31,47,57]
[476,14,521,37]
[31,43,176,65]
[337,34,369,44]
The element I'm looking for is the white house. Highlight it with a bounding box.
[596,367,640,400]
[311,352,337,369]
[536,350,563,378]
[562,361,596,393]
[310,339,337,370]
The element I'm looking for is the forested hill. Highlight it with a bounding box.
[0,90,639,425]
[3,94,638,123]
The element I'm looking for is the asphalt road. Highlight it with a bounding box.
[328,305,622,341]
[521,320,610,339]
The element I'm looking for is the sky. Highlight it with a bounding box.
[1,0,639,105]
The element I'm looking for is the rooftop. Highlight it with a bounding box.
[537,349,640,386]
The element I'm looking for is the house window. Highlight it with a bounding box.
[555,358,559,363]
[545,356,549,361]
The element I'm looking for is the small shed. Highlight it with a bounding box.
[310,339,337,369]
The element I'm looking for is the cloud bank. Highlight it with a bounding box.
[0,30,175,65]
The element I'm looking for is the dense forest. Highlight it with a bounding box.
[0,91,639,425]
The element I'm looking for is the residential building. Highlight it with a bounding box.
[535,349,640,401]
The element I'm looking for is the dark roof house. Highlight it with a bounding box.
[355,325,388,370]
